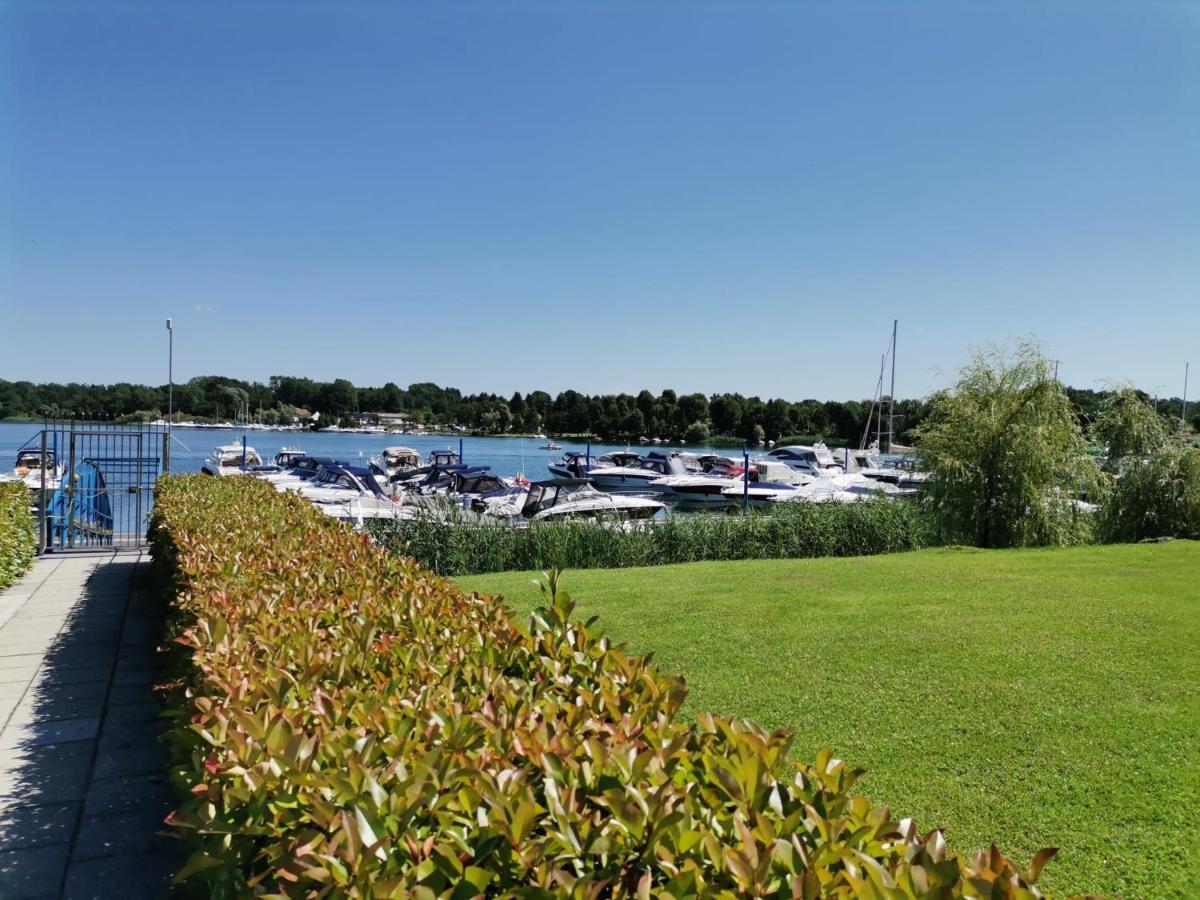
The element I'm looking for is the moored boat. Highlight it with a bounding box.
[8,447,65,494]
[201,443,263,476]
[586,451,695,493]
[519,479,665,521]
[547,450,637,481]
[766,443,842,477]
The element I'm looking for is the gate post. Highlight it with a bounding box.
[39,430,48,554]
[162,430,170,475]
[135,433,144,544]
[66,430,77,550]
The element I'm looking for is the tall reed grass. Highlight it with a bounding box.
[369,497,931,576]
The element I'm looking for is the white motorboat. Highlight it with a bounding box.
[10,448,64,493]
[201,443,263,476]
[377,446,421,480]
[648,456,743,506]
[316,495,412,528]
[518,479,664,521]
[586,451,694,493]
[285,464,393,504]
[649,472,739,506]
[272,447,306,468]
[766,443,843,477]
[653,459,811,507]
[389,449,463,487]
[547,450,637,481]
[837,444,891,480]
[869,457,928,493]
[723,472,900,506]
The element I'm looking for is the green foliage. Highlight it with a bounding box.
[370,498,931,576]
[1098,443,1200,542]
[1089,386,1169,471]
[917,343,1101,548]
[0,483,36,590]
[682,419,710,443]
[152,475,1062,897]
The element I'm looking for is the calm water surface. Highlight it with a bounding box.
[0,422,699,481]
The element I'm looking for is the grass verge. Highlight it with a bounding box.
[459,541,1200,898]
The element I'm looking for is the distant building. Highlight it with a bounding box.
[373,412,409,425]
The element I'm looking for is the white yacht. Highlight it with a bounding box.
[389,449,463,487]
[653,458,812,507]
[201,444,263,476]
[273,447,306,468]
[838,444,891,480]
[547,450,635,481]
[377,446,421,480]
[518,480,665,521]
[724,472,901,506]
[285,465,391,504]
[766,443,843,477]
[315,495,409,528]
[9,448,64,494]
[586,451,694,493]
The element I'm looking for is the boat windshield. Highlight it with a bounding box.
[16,451,54,468]
[602,452,641,467]
[312,470,361,491]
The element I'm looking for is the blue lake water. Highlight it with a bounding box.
[0,422,695,481]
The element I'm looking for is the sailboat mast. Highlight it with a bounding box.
[875,353,885,448]
[887,319,897,453]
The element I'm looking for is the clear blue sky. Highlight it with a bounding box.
[1,1,1196,401]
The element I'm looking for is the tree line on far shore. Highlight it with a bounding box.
[0,374,1194,447]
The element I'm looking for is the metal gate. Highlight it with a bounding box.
[19,421,170,553]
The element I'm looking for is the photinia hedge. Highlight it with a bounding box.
[0,482,36,590]
[152,475,1076,897]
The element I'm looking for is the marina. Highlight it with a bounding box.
[0,422,920,543]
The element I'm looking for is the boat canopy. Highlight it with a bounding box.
[383,446,421,467]
[452,470,508,495]
[313,465,388,498]
[521,479,597,517]
[15,449,55,469]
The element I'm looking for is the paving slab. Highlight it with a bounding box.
[0,551,183,897]
[0,839,69,898]
[0,741,95,807]
[0,802,79,852]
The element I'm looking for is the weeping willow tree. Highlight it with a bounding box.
[1098,444,1200,542]
[916,342,1100,548]
[1089,385,1169,472]
[1091,387,1200,541]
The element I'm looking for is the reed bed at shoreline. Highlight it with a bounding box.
[369,497,931,576]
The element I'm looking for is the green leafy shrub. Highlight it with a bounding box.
[0,482,36,589]
[369,498,931,577]
[152,475,1069,897]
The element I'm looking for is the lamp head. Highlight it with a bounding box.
[166,318,173,332]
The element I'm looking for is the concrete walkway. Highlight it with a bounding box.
[0,552,181,899]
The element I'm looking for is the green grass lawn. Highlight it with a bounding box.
[458,541,1200,899]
